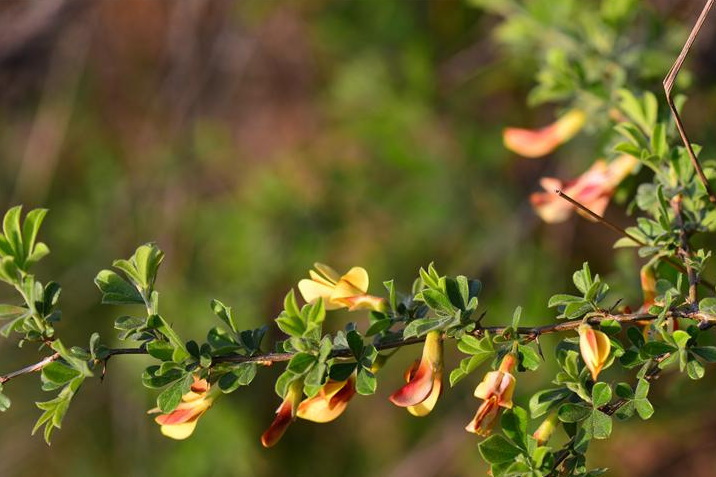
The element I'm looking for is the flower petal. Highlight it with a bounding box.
[298,279,342,310]
[503,110,586,158]
[160,420,199,440]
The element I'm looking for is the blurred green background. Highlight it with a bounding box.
[1,1,716,476]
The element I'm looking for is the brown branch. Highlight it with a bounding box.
[3,310,714,383]
[556,189,715,291]
[672,194,699,304]
[663,0,716,203]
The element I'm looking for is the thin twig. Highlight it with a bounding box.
[671,194,699,303]
[663,0,716,203]
[3,310,713,382]
[555,189,715,290]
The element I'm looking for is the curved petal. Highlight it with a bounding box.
[407,376,441,416]
[298,279,342,310]
[389,359,434,407]
[160,420,199,440]
[503,110,586,158]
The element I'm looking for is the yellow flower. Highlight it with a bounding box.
[298,263,386,312]
[532,412,558,446]
[503,109,586,158]
[389,330,443,416]
[577,324,611,381]
[261,380,303,448]
[296,375,356,423]
[149,376,214,440]
[465,353,517,436]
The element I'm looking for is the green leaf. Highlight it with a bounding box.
[420,289,454,314]
[686,358,705,380]
[0,304,27,319]
[2,206,23,259]
[591,382,612,407]
[94,270,144,305]
[583,410,612,440]
[478,434,521,464]
[529,388,571,418]
[699,297,716,314]
[692,346,716,362]
[501,406,528,450]
[634,379,654,419]
[366,318,392,336]
[640,341,676,358]
[346,330,364,358]
[518,344,541,371]
[355,368,376,395]
[146,340,174,361]
[558,403,591,423]
[287,352,316,375]
[211,299,237,333]
[42,362,81,385]
[157,374,191,413]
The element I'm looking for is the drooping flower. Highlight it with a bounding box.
[577,324,611,381]
[389,330,443,416]
[296,375,356,423]
[465,353,517,436]
[530,154,638,223]
[639,265,657,312]
[298,263,386,312]
[503,109,586,158]
[149,376,215,440]
[261,380,303,448]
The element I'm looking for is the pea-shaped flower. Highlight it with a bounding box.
[298,263,386,312]
[578,324,611,381]
[389,330,443,416]
[149,376,215,440]
[465,353,517,436]
[503,109,586,158]
[296,375,356,423]
[261,380,303,448]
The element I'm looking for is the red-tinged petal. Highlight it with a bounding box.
[474,371,504,400]
[261,381,303,448]
[389,331,443,409]
[640,266,656,311]
[578,325,611,380]
[496,373,516,409]
[190,377,209,394]
[154,405,203,426]
[389,359,433,407]
[261,399,295,448]
[297,378,356,423]
[465,396,500,436]
[407,375,442,416]
[503,110,586,158]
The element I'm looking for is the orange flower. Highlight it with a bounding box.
[298,263,386,312]
[261,380,303,448]
[465,353,517,436]
[577,324,611,381]
[296,375,356,423]
[639,265,657,312]
[503,109,586,158]
[149,376,214,440]
[389,330,443,416]
[530,154,638,223]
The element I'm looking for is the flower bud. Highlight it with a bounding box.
[578,324,611,381]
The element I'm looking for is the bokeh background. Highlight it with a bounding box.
[1,1,716,476]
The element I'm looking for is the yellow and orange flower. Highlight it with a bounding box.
[530,154,638,223]
[389,330,443,416]
[577,324,611,381]
[503,109,586,158]
[297,375,356,423]
[149,376,215,440]
[465,353,517,436]
[298,263,386,312]
[639,265,657,313]
[261,380,303,448]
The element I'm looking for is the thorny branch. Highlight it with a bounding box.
[2,309,714,384]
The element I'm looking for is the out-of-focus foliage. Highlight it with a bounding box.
[1,0,716,476]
